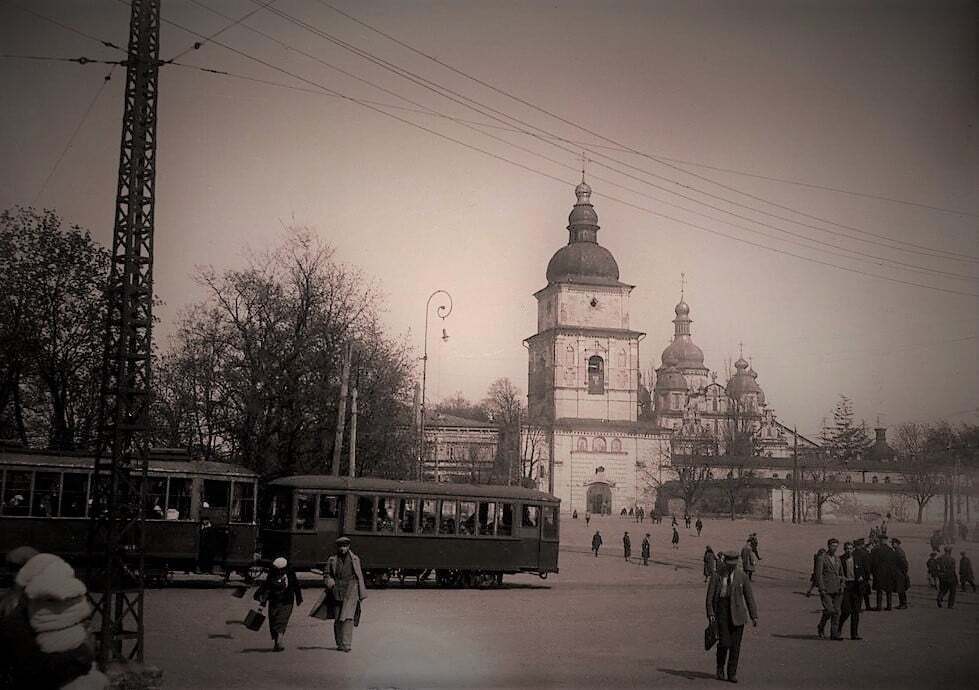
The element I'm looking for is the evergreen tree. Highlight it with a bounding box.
[825,395,871,463]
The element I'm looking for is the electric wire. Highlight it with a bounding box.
[313,0,979,243]
[167,0,278,63]
[13,4,126,54]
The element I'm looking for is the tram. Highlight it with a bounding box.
[260,475,560,587]
[0,447,260,582]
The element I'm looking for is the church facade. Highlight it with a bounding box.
[523,179,813,515]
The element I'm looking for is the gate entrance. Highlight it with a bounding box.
[586,483,612,515]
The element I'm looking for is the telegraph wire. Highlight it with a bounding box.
[13,4,125,54]
[0,54,125,66]
[166,0,279,63]
[310,0,979,254]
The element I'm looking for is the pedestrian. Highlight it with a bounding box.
[695,516,703,537]
[926,552,940,589]
[740,538,757,581]
[870,537,897,611]
[930,530,943,553]
[671,514,678,527]
[838,541,865,640]
[853,539,873,612]
[572,509,578,520]
[639,507,645,524]
[623,531,632,562]
[324,537,367,652]
[684,513,691,529]
[960,552,976,592]
[936,546,957,609]
[585,512,591,526]
[816,538,845,640]
[748,533,762,561]
[641,534,651,567]
[672,526,680,550]
[254,556,302,651]
[591,530,603,557]
[891,538,910,609]
[704,545,716,582]
[706,551,758,683]
[805,548,826,597]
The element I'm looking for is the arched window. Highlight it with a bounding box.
[577,437,588,451]
[587,355,605,394]
[592,437,607,452]
[771,473,779,479]
[871,476,878,484]
[610,438,622,452]
[712,398,718,412]
[883,476,890,484]
[566,345,575,366]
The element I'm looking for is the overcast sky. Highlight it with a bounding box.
[1,0,976,439]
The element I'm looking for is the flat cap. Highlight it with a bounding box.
[336,536,351,546]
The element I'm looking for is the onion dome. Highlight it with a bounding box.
[748,363,766,405]
[654,365,689,392]
[545,178,620,285]
[726,356,762,399]
[660,298,706,371]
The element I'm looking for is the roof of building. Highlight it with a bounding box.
[425,413,497,429]
[546,180,624,286]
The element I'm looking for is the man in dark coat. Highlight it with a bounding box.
[960,552,976,592]
[853,539,873,611]
[706,551,759,683]
[740,539,757,581]
[927,552,940,589]
[623,532,632,562]
[591,530,603,557]
[816,538,845,640]
[805,548,826,597]
[704,546,716,582]
[325,537,367,652]
[672,526,680,549]
[695,517,703,537]
[936,546,958,609]
[838,541,866,640]
[748,533,762,561]
[255,556,303,651]
[891,538,910,608]
[641,534,651,566]
[870,538,897,611]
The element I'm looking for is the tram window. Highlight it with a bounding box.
[521,504,539,529]
[542,507,558,539]
[61,473,88,518]
[458,501,477,536]
[32,472,60,517]
[295,493,316,530]
[318,494,340,520]
[268,489,293,530]
[355,495,374,531]
[2,470,31,516]
[439,500,457,535]
[202,480,230,509]
[376,497,396,532]
[477,502,496,535]
[398,498,417,533]
[497,503,514,536]
[144,477,167,519]
[167,478,192,520]
[231,482,255,523]
[420,499,437,534]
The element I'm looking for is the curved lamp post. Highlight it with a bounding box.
[419,290,453,480]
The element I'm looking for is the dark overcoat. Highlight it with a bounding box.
[893,545,910,594]
[870,544,898,592]
[706,569,758,627]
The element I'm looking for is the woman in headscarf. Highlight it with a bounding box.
[254,556,302,651]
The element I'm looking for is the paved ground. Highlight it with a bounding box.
[147,515,978,689]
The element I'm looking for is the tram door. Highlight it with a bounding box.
[317,494,343,556]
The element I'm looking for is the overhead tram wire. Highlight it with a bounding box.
[235,1,979,280]
[166,0,279,63]
[13,4,126,55]
[114,1,979,299]
[309,0,979,254]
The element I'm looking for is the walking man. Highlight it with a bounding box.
[695,516,703,537]
[641,534,651,567]
[704,545,717,582]
[805,548,826,597]
[937,546,958,609]
[816,538,845,640]
[740,538,757,581]
[591,530,603,557]
[748,533,762,561]
[927,552,940,589]
[623,531,632,562]
[324,536,367,652]
[853,539,873,612]
[891,538,910,609]
[960,551,976,592]
[706,551,758,683]
[838,541,865,640]
[585,512,591,526]
[672,525,680,550]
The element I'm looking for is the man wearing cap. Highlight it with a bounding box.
[324,537,367,652]
[706,551,758,683]
[816,538,845,640]
[936,546,958,609]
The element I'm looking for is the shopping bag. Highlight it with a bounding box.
[704,622,718,651]
[244,606,266,631]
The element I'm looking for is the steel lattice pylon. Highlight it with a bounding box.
[88,0,161,667]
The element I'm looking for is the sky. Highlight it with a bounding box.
[0,0,976,439]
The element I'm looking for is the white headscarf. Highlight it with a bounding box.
[272,557,287,569]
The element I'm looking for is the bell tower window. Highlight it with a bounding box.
[587,355,605,394]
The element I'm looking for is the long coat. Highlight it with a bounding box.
[704,551,717,579]
[870,544,898,592]
[740,545,756,573]
[255,566,303,636]
[706,568,758,627]
[325,552,367,626]
[893,545,910,594]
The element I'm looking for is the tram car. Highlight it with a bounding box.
[0,447,259,583]
[260,475,560,587]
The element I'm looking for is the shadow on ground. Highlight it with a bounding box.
[657,668,717,681]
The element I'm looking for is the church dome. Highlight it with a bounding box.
[661,338,706,369]
[675,300,690,317]
[545,177,621,286]
[654,365,688,391]
[748,365,766,405]
[726,356,761,399]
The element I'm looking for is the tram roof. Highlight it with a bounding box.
[270,475,560,502]
[0,449,258,479]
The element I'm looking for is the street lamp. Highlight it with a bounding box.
[419,290,453,481]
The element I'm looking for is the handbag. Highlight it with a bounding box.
[704,621,718,651]
[244,605,266,631]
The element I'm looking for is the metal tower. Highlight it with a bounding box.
[88,0,161,666]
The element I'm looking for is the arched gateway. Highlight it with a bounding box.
[586,483,612,515]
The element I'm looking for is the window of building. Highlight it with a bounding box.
[883,476,890,484]
[610,439,622,452]
[231,482,255,523]
[420,499,437,534]
[577,437,588,451]
[167,478,192,520]
[295,493,316,530]
[712,398,718,412]
[617,349,627,369]
[478,502,496,535]
[398,498,417,533]
[521,504,539,528]
[871,476,878,484]
[318,494,340,520]
[459,501,477,535]
[593,437,607,452]
[355,495,375,531]
[672,393,681,410]
[497,503,514,536]
[587,355,605,394]
[771,473,779,479]
[439,500,457,535]
[376,497,396,532]
[60,473,88,518]
[542,506,558,539]
[566,345,575,365]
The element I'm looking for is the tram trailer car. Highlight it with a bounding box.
[260,475,560,587]
[0,448,260,583]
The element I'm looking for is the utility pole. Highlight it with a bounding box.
[348,381,358,478]
[88,0,161,669]
[791,427,798,524]
[331,341,352,476]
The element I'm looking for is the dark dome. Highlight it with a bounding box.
[546,242,620,284]
[661,338,706,370]
[654,365,689,391]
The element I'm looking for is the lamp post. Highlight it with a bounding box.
[419,290,453,481]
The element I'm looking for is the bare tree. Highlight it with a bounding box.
[484,378,522,484]
[520,422,547,488]
[894,421,942,523]
[721,464,756,520]
[801,451,848,523]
